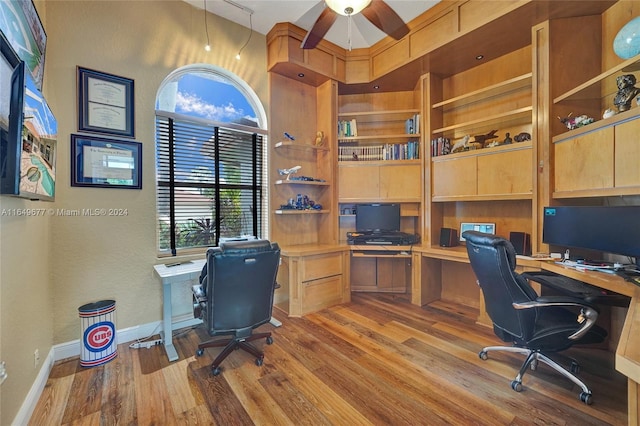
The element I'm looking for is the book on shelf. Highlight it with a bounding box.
[338,141,419,162]
[405,114,420,134]
[338,118,358,137]
[430,137,451,157]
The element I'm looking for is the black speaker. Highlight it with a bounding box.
[439,228,458,247]
[510,232,531,256]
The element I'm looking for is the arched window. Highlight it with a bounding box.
[155,64,268,255]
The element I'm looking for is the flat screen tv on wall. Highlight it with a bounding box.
[0,30,57,201]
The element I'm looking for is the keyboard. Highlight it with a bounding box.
[521,271,630,307]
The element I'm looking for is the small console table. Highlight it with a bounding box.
[153,259,207,362]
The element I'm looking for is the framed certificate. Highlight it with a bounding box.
[77,67,134,137]
[71,134,142,189]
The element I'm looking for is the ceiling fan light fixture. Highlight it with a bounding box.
[325,0,372,16]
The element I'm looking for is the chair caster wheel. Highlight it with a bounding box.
[579,392,593,405]
[196,348,204,357]
[266,336,273,345]
[570,361,580,374]
[212,366,222,376]
[256,357,264,366]
[511,380,523,392]
[479,351,488,360]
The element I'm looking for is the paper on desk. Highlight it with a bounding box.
[516,255,556,261]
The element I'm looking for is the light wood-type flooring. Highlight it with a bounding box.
[30,293,627,425]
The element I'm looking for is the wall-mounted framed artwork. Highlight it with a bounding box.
[71,134,141,189]
[77,67,135,138]
[0,0,46,90]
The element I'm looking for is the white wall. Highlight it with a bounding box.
[0,1,268,423]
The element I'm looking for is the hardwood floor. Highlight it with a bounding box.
[30,293,627,425]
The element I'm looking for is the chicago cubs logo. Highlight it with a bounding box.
[83,321,115,352]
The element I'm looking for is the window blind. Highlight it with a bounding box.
[156,114,264,255]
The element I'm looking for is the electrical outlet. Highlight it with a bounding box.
[34,349,40,368]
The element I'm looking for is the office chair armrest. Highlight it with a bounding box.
[513,296,599,340]
[192,284,207,303]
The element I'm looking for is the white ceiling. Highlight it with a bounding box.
[185,0,439,50]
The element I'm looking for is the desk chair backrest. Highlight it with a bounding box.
[463,231,539,342]
[202,239,280,338]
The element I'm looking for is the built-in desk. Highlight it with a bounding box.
[414,246,640,425]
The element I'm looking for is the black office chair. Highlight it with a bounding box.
[192,239,280,376]
[462,231,607,405]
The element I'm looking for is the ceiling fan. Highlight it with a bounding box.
[301,0,410,50]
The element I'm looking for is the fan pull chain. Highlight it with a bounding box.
[347,10,353,51]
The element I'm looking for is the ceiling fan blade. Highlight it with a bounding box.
[301,7,338,49]
[361,0,410,40]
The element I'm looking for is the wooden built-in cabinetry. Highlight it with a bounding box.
[267,1,640,422]
[552,55,640,199]
[336,91,424,294]
[424,45,536,251]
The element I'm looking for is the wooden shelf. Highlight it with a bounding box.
[433,73,532,110]
[274,209,330,215]
[338,159,421,167]
[432,106,532,135]
[351,252,412,258]
[338,109,420,122]
[274,141,329,151]
[338,133,419,142]
[432,193,533,202]
[275,180,330,186]
[431,140,532,162]
[552,107,640,144]
[339,197,422,203]
[554,54,640,103]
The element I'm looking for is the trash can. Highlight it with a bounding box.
[79,300,117,367]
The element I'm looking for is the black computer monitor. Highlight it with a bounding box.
[543,206,640,267]
[356,203,400,233]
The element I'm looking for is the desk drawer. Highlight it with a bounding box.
[302,274,343,313]
[301,253,342,282]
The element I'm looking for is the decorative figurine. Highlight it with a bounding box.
[315,131,324,146]
[277,165,301,180]
[503,132,513,144]
[473,129,499,147]
[451,135,470,153]
[613,74,640,112]
[514,132,531,142]
[557,113,594,130]
[603,108,617,119]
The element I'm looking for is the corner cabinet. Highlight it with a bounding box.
[269,75,347,316]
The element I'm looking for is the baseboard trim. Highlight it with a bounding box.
[15,319,168,425]
[12,348,55,426]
